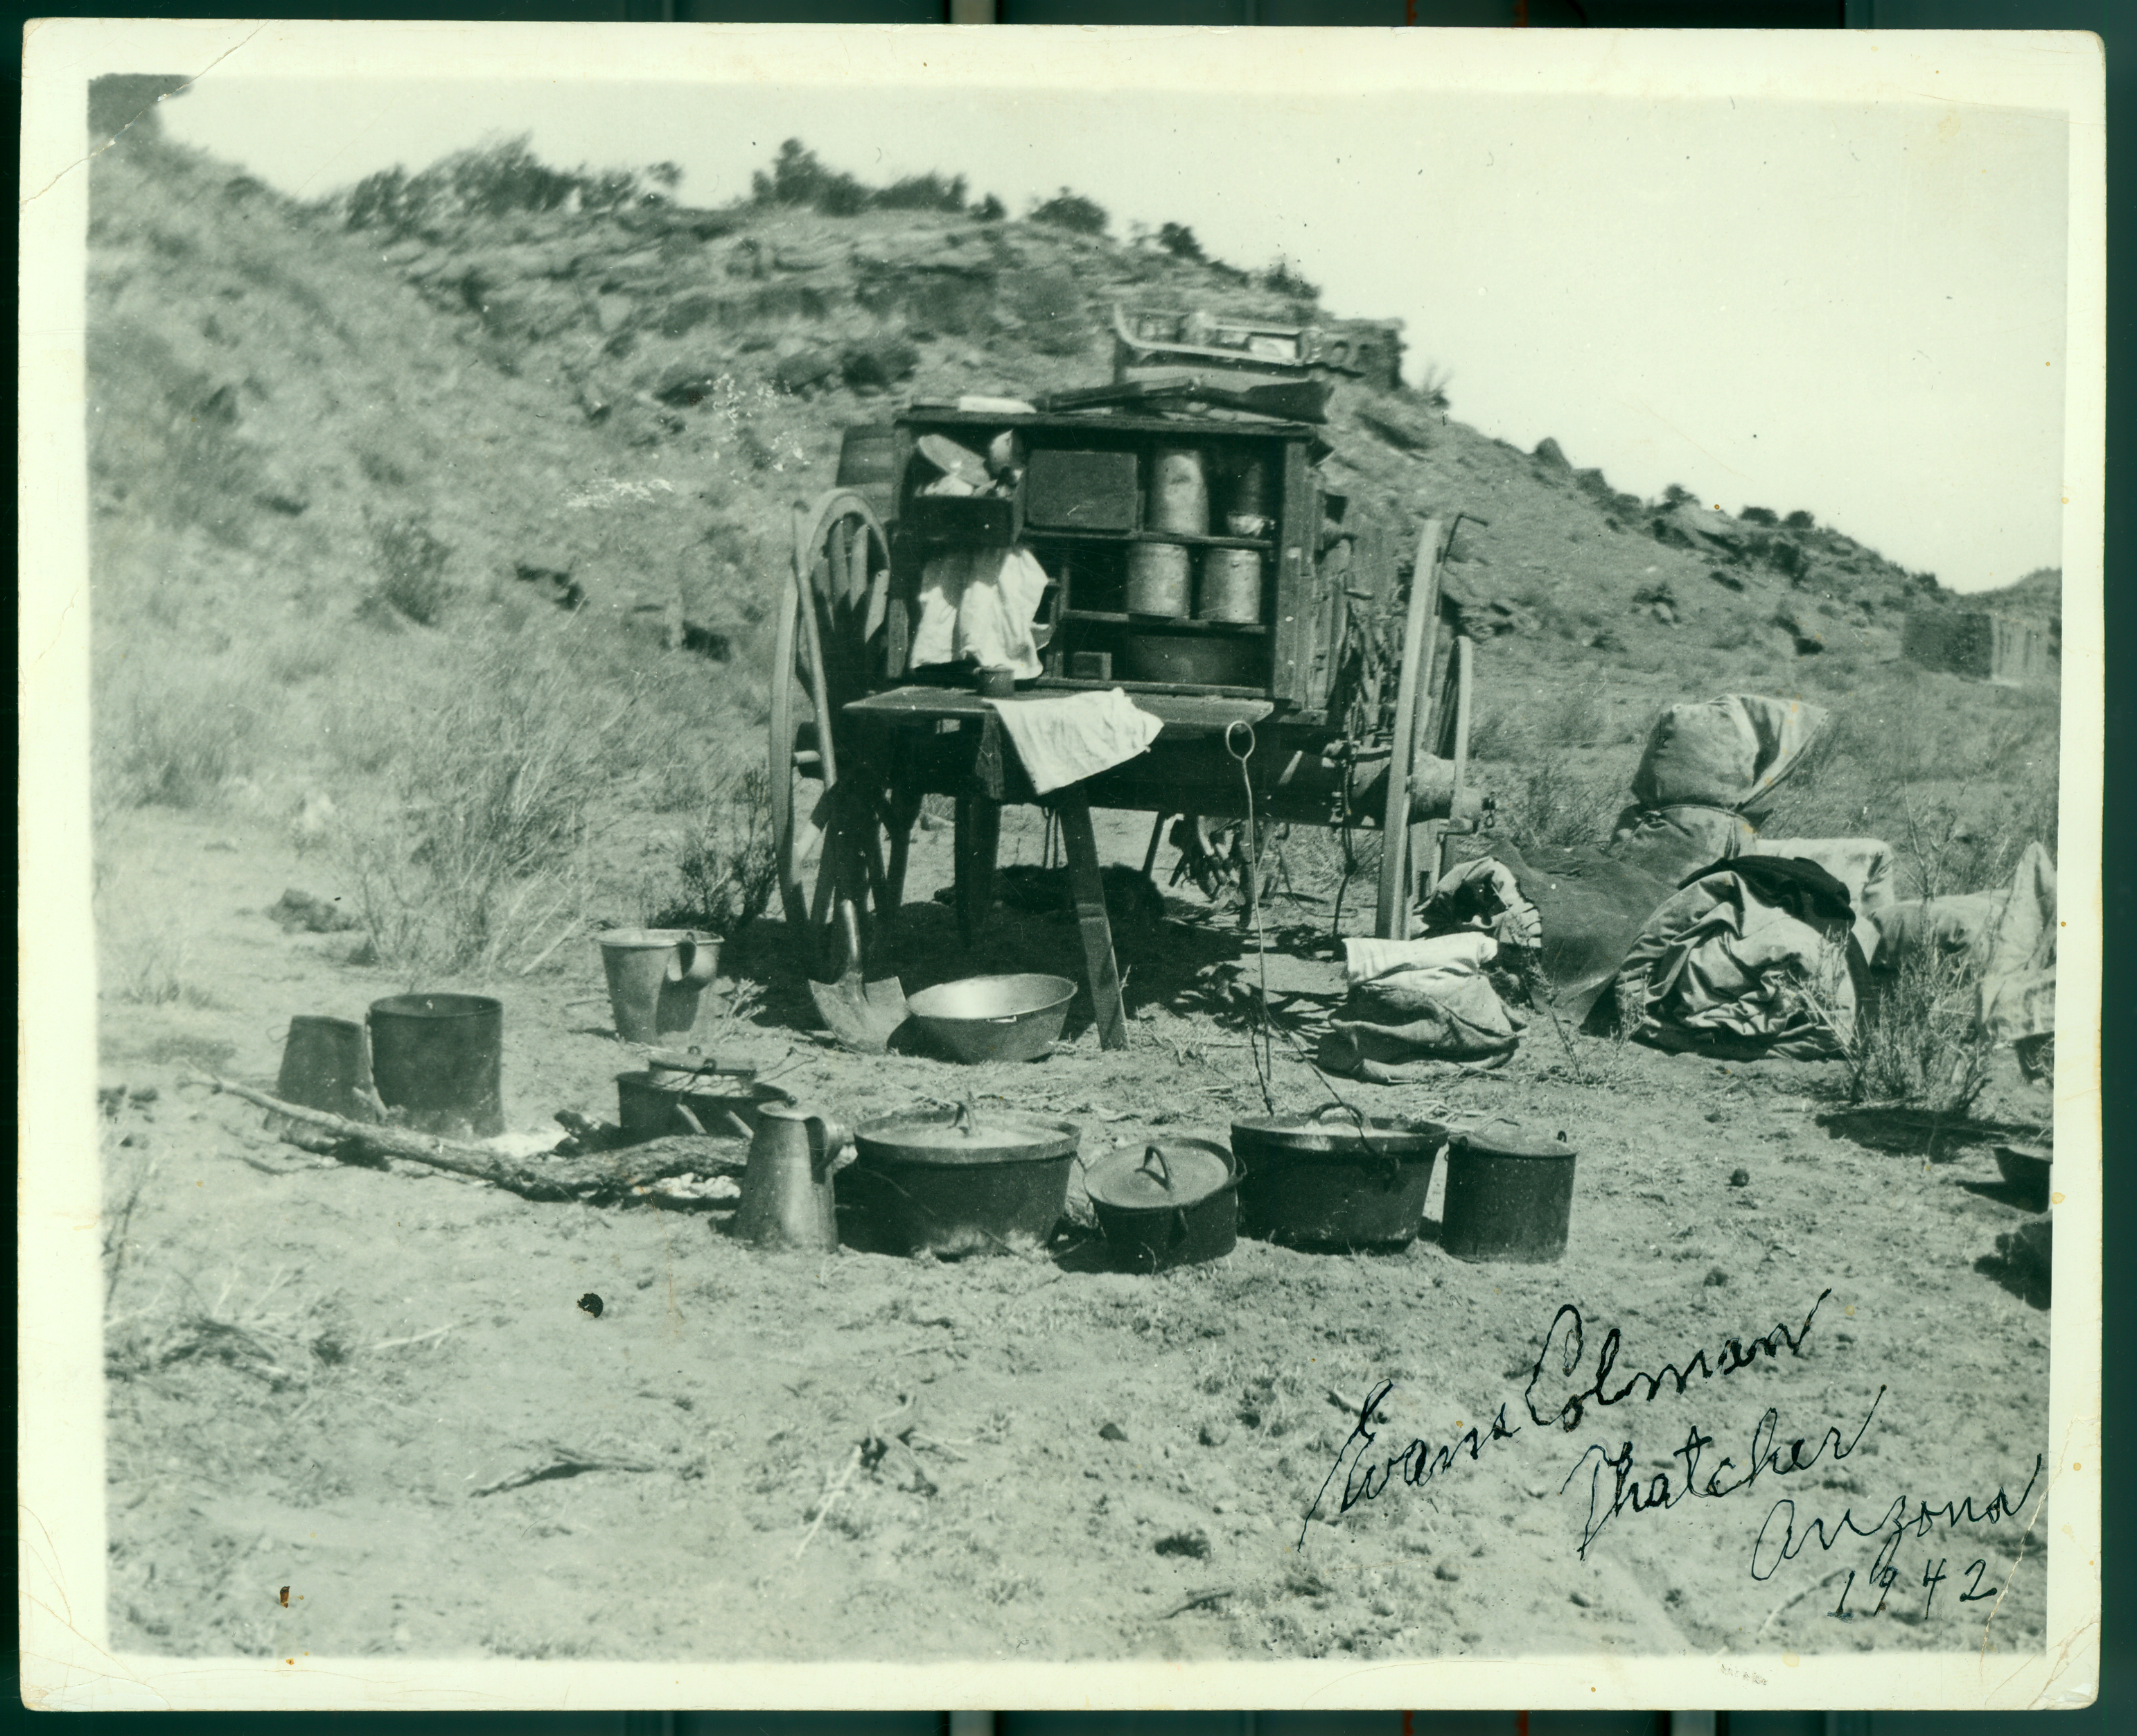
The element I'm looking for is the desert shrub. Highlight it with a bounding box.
[1261,257,1320,300]
[1784,510,1816,531]
[1007,269,1091,356]
[1495,758,1615,853]
[1028,188,1109,236]
[751,139,868,214]
[1661,484,1697,508]
[101,666,258,809]
[1157,222,1206,261]
[1414,362,1453,412]
[972,193,1007,222]
[1466,707,1524,762]
[1847,945,1992,1114]
[645,766,778,938]
[873,171,968,212]
[1740,506,1779,527]
[338,137,652,234]
[339,648,599,978]
[1531,684,1609,751]
[365,514,452,626]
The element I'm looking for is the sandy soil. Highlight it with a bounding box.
[97,803,2055,1666]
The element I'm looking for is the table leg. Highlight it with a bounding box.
[953,796,1001,949]
[1056,787,1128,1052]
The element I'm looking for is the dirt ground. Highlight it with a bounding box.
[92,792,2059,1671]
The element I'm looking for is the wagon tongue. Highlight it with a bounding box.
[809,898,909,1055]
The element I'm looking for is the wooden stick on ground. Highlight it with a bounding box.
[186,1074,747,1203]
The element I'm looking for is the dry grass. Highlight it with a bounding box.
[99,660,261,811]
[1847,945,1993,1116]
[338,643,603,980]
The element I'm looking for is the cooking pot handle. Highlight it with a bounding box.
[1313,1103,1366,1127]
[1138,1146,1174,1192]
[1169,1207,1190,1249]
[668,936,720,986]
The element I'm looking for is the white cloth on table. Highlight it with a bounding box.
[983,688,1162,797]
[909,545,1049,681]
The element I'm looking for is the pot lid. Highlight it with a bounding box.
[1085,1141,1233,1212]
[856,1103,1080,1166]
[917,433,991,486]
[1231,1107,1446,1153]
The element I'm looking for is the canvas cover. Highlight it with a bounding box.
[1872,840,2057,1045]
[1627,694,1829,812]
[1317,931,1525,1080]
[1747,834,1897,961]
[1615,855,1860,1060]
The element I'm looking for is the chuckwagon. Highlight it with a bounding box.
[768,389,1487,1050]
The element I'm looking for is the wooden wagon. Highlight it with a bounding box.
[768,399,1486,1049]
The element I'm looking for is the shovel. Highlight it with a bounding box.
[809,896,908,1055]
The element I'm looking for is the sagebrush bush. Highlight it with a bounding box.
[340,647,600,978]
[1496,758,1615,853]
[1028,188,1109,236]
[1847,945,1992,1114]
[645,766,777,938]
[101,667,258,809]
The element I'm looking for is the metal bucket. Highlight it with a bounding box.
[274,1016,376,1121]
[1147,446,1209,534]
[598,928,721,1046]
[1196,548,1264,624]
[367,993,504,1139]
[1125,543,1193,617]
[1439,1128,1578,1263]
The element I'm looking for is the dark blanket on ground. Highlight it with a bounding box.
[1453,840,1679,1025]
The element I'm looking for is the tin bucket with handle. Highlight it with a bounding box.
[598,927,721,1046]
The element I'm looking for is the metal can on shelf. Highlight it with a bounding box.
[1126,543,1193,617]
[1196,548,1265,624]
[1148,447,1210,536]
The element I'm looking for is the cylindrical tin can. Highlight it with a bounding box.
[1226,455,1270,527]
[1125,543,1193,617]
[1147,447,1209,535]
[1196,548,1265,624]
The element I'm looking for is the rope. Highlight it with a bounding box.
[1227,721,1276,1117]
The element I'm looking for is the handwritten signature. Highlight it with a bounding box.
[1300,1284,2041,1611]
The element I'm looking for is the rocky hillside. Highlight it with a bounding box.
[87,108,2057,854]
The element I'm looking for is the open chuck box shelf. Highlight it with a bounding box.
[770,397,1489,1053]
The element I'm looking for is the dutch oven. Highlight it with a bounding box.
[1084,1138,1238,1274]
[1231,1106,1448,1249]
[849,1101,1082,1258]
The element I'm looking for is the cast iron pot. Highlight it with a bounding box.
[1084,1138,1238,1274]
[849,1102,1082,1258]
[615,1071,796,1142]
[1231,1107,1448,1249]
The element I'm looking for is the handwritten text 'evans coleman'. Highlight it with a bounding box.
[1301,1286,2044,1616]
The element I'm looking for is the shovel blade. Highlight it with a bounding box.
[809,970,910,1056]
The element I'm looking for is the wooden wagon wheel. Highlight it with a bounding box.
[767,489,910,970]
[1419,634,1477,900]
[1374,518,1445,940]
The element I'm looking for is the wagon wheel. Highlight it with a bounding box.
[1419,635,1477,900]
[767,490,909,971]
[1374,520,1446,940]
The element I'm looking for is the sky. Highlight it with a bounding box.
[158,69,2071,593]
